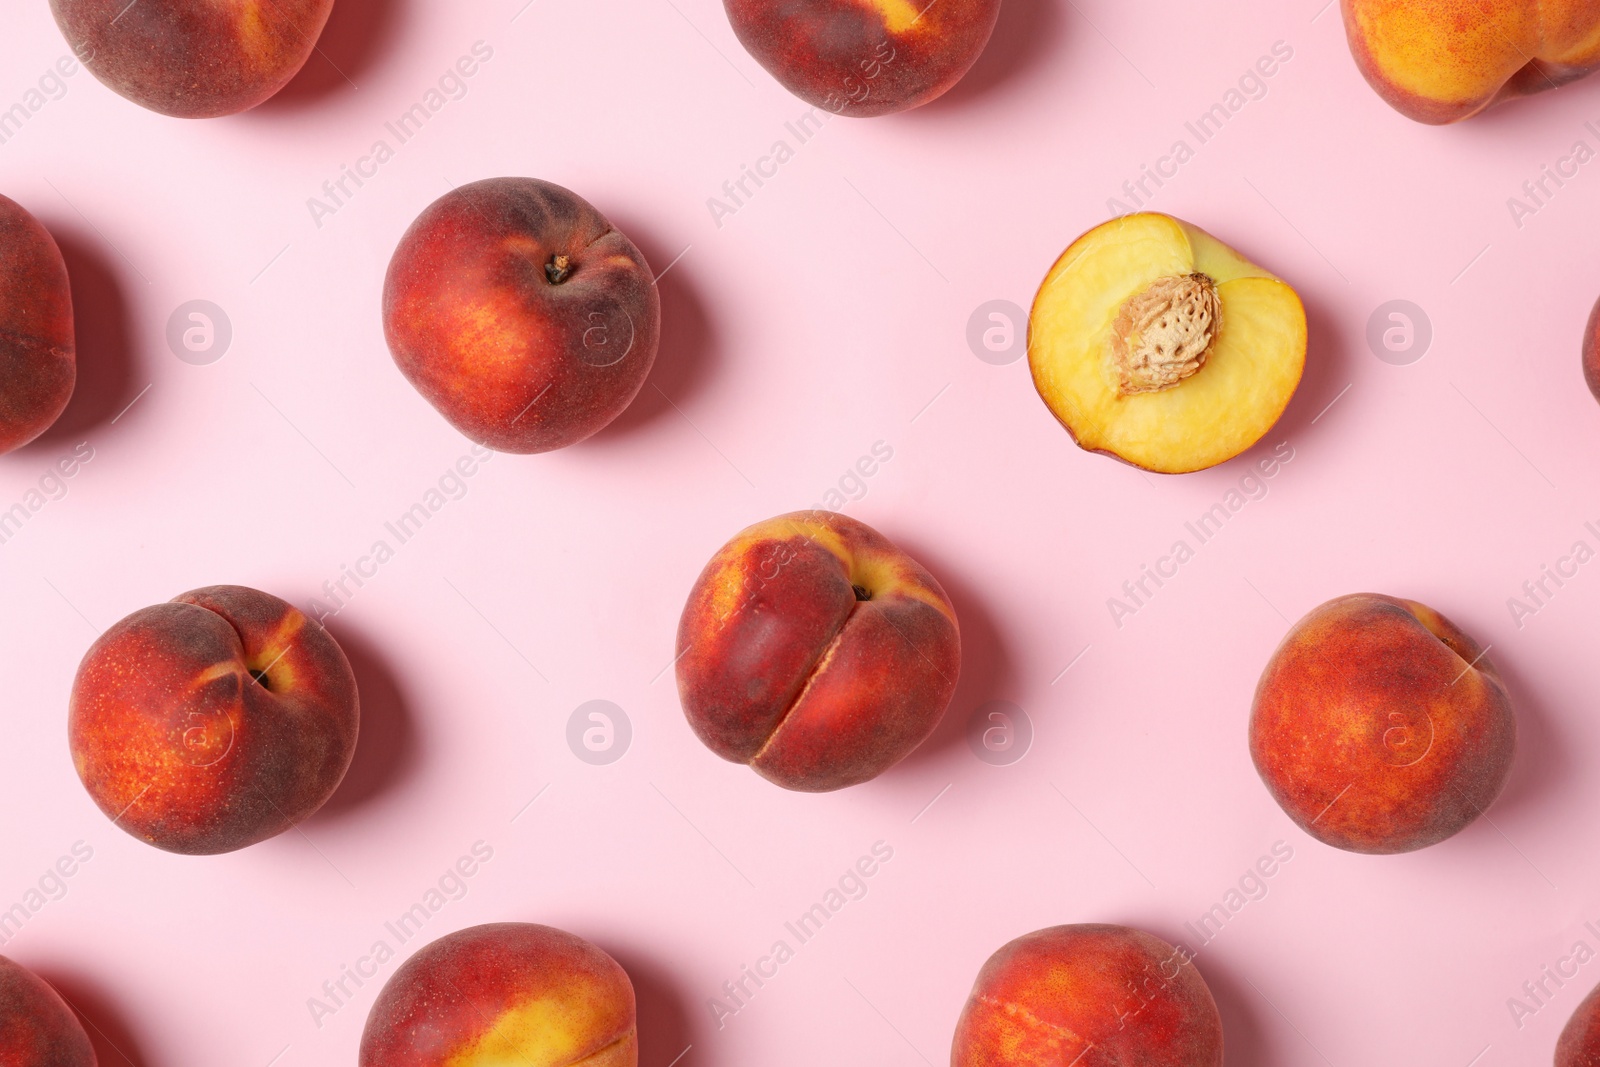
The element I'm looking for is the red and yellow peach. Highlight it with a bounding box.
[1249,593,1516,854]
[952,924,1223,1066]
[676,510,960,791]
[724,0,1002,116]
[50,0,336,117]
[360,923,636,1067]
[384,178,661,454]
[1341,0,1600,123]
[69,585,360,855]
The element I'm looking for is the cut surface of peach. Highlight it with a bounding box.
[1028,212,1306,474]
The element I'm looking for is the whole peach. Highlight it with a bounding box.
[50,0,335,117]
[1560,981,1600,1065]
[952,924,1223,1066]
[384,178,660,454]
[676,510,960,791]
[69,585,359,855]
[1250,593,1515,854]
[724,0,1002,116]
[360,923,636,1067]
[0,194,75,455]
[0,955,96,1067]
[1342,0,1600,123]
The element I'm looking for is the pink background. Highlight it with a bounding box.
[2,0,1600,1063]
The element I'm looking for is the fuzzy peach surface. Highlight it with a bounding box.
[1249,593,1516,854]
[68,585,359,855]
[0,194,74,455]
[952,924,1223,1066]
[0,955,95,1067]
[360,923,636,1067]
[676,510,961,791]
[723,0,1002,116]
[1341,0,1600,122]
[384,178,661,454]
[49,0,335,117]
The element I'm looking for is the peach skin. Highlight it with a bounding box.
[50,0,336,118]
[724,0,1002,116]
[360,923,636,1067]
[1341,0,1600,124]
[69,585,359,855]
[0,194,75,455]
[1250,593,1516,854]
[1583,292,1600,403]
[676,510,961,791]
[1560,981,1600,1065]
[384,178,661,454]
[0,955,96,1067]
[952,924,1223,1066]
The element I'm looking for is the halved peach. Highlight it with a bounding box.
[1028,213,1306,474]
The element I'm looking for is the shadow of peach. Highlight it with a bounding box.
[1178,283,1349,492]
[917,0,1065,113]
[879,532,1018,774]
[1267,285,1351,441]
[601,945,701,1067]
[586,211,719,447]
[311,621,420,823]
[30,964,149,1067]
[1452,65,1600,136]
[1189,949,1273,1067]
[26,227,142,451]
[255,0,411,113]
[1478,638,1567,825]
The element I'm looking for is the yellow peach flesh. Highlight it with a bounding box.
[1028,213,1306,474]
